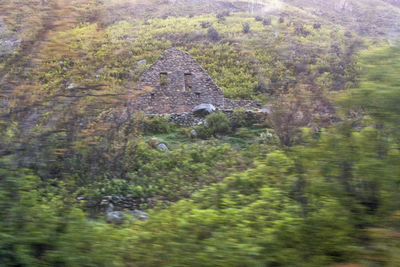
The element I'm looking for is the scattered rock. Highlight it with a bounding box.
[258,107,271,114]
[106,209,149,224]
[190,129,197,138]
[101,194,149,224]
[193,104,216,116]
[100,194,141,211]
[157,143,168,151]
[168,113,205,126]
[106,211,125,224]
[129,210,149,221]
[106,203,114,213]
[67,83,77,90]
[148,138,168,151]
[137,59,147,65]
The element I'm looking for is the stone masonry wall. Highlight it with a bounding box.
[128,48,260,115]
[129,48,225,114]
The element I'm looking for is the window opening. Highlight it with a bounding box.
[160,72,167,87]
[184,73,192,91]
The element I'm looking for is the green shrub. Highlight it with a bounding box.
[194,124,213,139]
[216,11,230,20]
[255,16,263,22]
[231,108,254,129]
[126,114,170,135]
[144,115,170,135]
[258,130,280,145]
[207,26,220,42]
[242,22,250,33]
[200,21,212,28]
[206,112,231,136]
[263,18,272,26]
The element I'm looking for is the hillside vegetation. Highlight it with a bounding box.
[0,0,400,266]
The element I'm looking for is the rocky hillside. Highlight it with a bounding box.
[0,0,397,162]
[282,0,400,38]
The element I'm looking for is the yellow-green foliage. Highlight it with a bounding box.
[23,9,361,107]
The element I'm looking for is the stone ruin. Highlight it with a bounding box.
[128,47,260,115]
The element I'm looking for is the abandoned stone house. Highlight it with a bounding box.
[128,47,259,114]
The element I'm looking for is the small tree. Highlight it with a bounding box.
[267,91,312,146]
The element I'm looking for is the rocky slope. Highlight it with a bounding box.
[0,0,397,142]
[282,0,400,38]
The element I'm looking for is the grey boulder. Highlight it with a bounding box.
[190,129,197,138]
[193,104,216,116]
[157,143,168,151]
[106,211,125,225]
[106,210,149,224]
[129,210,149,221]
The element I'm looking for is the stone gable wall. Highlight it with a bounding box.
[128,48,259,114]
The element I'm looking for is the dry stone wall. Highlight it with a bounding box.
[128,47,260,115]
[129,48,225,114]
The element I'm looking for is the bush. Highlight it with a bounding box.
[258,130,280,145]
[194,124,213,139]
[295,24,310,37]
[216,11,230,20]
[207,26,220,42]
[127,114,171,135]
[313,23,321,29]
[263,18,272,26]
[231,108,253,129]
[144,116,170,134]
[200,21,212,28]
[254,76,269,94]
[206,112,231,136]
[242,22,250,33]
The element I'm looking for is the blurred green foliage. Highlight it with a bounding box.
[2,118,400,265]
[341,43,400,127]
